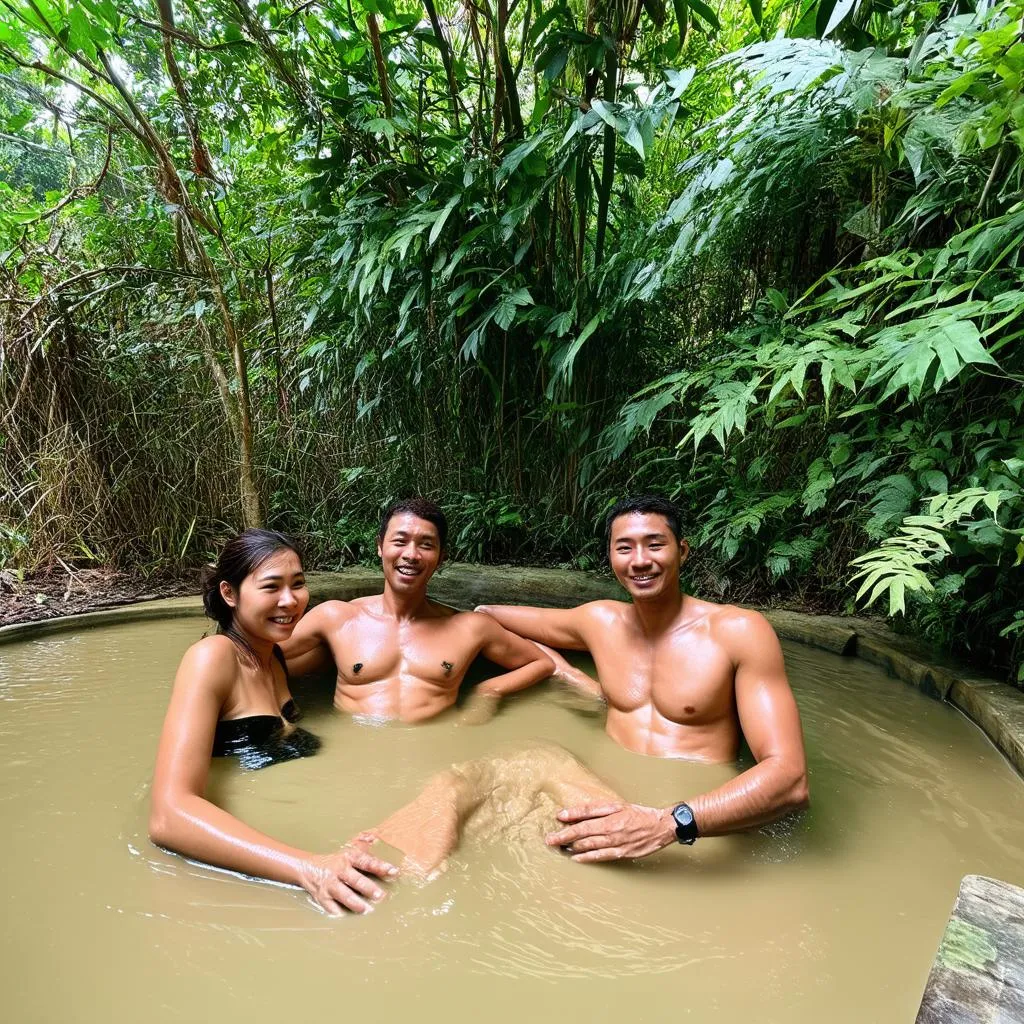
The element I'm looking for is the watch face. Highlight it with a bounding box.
[672,803,698,844]
[673,805,694,828]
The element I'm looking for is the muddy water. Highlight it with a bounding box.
[2,618,1024,1023]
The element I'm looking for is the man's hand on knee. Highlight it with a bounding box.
[545,802,676,862]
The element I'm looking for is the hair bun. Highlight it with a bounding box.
[200,563,232,628]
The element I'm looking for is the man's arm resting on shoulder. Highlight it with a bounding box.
[473,617,555,699]
[474,603,605,701]
[279,601,345,677]
[547,611,809,862]
[474,603,592,649]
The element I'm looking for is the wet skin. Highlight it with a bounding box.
[353,743,623,878]
[150,549,398,915]
[281,513,554,723]
[477,511,810,862]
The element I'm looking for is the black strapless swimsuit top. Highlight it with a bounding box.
[212,698,321,770]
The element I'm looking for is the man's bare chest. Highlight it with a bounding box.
[330,617,476,688]
[590,627,736,724]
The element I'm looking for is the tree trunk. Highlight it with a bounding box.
[495,0,523,138]
[594,44,618,268]
[422,0,462,132]
[366,13,393,119]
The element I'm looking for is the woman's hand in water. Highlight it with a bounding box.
[298,846,399,915]
[545,802,676,862]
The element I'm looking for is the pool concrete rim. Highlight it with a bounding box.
[4,562,1023,779]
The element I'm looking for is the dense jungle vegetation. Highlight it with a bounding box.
[1,0,1022,679]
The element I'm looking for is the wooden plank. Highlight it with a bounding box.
[916,874,1024,1023]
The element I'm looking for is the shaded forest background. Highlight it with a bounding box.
[1,0,1022,680]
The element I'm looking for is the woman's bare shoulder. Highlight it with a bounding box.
[176,634,239,693]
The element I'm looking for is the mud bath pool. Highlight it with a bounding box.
[2,615,1024,1023]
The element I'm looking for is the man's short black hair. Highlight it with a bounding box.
[378,497,448,549]
[604,494,684,547]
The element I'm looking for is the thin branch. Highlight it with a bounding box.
[230,0,317,115]
[976,145,1006,215]
[2,70,73,123]
[422,0,463,132]
[97,49,171,162]
[96,47,219,237]
[30,276,130,351]
[282,0,321,20]
[131,16,254,50]
[24,0,120,88]
[514,0,532,79]
[495,0,523,138]
[0,45,147,144]
[154,0,219,181]
[17,265,203,323]
[367,13,394,119]
[21,131,114,228]
[0,132,70,156]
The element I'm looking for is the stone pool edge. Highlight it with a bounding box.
[3,563,1023,778]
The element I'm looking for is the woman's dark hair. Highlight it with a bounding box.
[603,494,684,548]
[202,529,303,652]
[377,497,448,550]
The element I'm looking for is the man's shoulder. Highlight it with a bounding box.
[424,600,461,622]
[705,603,779,646]
[312,597,355,614]
[581,599,630,625]
[307,598,360,626]
[425,606,498,654]
[706,602,772,626]
[448,605,497,634]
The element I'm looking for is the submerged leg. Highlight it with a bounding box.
[355,743,623,877]
[537,747,622,808]
[355,766,485,877]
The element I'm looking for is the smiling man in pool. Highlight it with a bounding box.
[475,493,810,863]
[280,497,553,722]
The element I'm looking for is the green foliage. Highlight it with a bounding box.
[1,0,1021,683]
[851,487,1021,615]
[598,0,1024,680]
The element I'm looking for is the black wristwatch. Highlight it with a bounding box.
[671,802,699,845]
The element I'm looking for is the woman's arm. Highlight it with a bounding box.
[532,641,606,703]
[149,638,396,914]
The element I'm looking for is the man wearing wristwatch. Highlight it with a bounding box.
[475,494,810,863]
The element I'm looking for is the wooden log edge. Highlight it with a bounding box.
[916,874,1024,1023]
